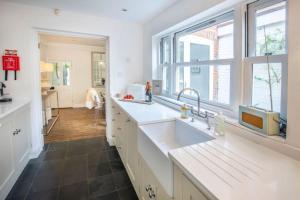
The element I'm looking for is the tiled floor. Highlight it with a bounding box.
[6,137,139,200]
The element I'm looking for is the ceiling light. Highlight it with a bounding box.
[121,8,128,12]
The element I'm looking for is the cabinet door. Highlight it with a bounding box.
[141,159,158,200]
[12,106,31,169]
[0,117,14,199]
[182,174,208,200]
[126,120,138,189]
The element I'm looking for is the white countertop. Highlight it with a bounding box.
[112,97,300,200]
[169,119,300,200]
[112,97,180,125]
[0,98,31,119]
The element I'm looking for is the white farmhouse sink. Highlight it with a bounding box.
[138,119,215,196]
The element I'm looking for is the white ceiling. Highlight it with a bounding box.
[39,34,106,47]
[3,0,179,23]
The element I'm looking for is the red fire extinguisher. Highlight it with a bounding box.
[2,49,20,80]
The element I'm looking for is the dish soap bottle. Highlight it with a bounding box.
[215,111,225,136]
[180,104,189,119]
[145,81,152,102]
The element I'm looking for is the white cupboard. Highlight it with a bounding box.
[111,100,171,200]
[0,103,32,200]
[174,165,208,200]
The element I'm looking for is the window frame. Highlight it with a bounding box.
[158,11,236,110]
[245,0,288,118]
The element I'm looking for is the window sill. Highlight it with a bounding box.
[154,95,286,143]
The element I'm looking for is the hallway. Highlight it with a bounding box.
[45,108,106,143]
[6,137,138,200]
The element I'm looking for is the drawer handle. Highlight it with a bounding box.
[117,128,122,130]
[149,190,156,199]
[145,185,152,192]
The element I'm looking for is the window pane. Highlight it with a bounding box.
[252,63,282,112]
[175,65,230,104]
[255,1,286,56]
[51,61,71,86]
[176,20,234,63]
[162,66,171,93]
[161,37,171,64]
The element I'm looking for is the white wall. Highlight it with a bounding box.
[0,2,143,155]
[142,0,300,153]
[41,43,104,108]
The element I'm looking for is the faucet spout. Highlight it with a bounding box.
[177,88,200,116]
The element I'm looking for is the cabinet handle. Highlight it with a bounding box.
[112,119,116,122]
[149,190,156,199]
[145,185,152,192]
[117,112,121,115]
[13,131,17,135]
[0,123,2,128]
[117,127,122,130]
[126,118,131,122]
[17,129,21,133]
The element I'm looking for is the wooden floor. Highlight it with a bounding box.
[44,108,106,143]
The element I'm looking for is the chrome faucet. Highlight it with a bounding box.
[177,88,200,117]
[177,88,213,129]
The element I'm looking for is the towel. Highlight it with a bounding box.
[85,88,101,109]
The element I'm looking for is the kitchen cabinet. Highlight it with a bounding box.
[0,116,14,199]
[140,156,170,200]
[125,118,139,190]
[111,100,170,200]
[0,103,31,200]
[174,165,208,200]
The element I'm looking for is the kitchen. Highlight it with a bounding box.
[0,0,300,199]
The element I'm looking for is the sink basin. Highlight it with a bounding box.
[138,119,214,196]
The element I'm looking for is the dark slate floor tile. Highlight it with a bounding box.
[63,161,87,186]
[65,155,87,167]
[47,142,68,151]
[67,144,87,157]
[88,191,120,200]
[112,171,131,190]
[117,187,138,200]
[31,172,62,193]
[110,161,125,173]
[31,160,64,192]
[59,181,88,200]
[88,162,111,178]
[17,161,41,184]
[88,151,109,166]
[106,150,121,162]
[38,160,64,175]
[41,149,66,161]
[6,180,31,200]
[88,174,115,198]
[25,188,59,200]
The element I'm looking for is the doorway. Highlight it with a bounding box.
[38,32,108,143]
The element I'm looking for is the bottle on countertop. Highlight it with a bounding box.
[180,104,189,119]
[214,111,225,136]
[145,81,152,102]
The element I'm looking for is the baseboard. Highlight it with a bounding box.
[107,137,116,146]
[29,145,43,159]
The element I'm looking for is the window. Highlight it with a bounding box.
[51,61,71,86]
[160,36,171,94]
[246,0,287,117]
[92,52,106,87]
[173,12,234,106]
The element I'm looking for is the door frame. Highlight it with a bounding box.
[34,27,110,140]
